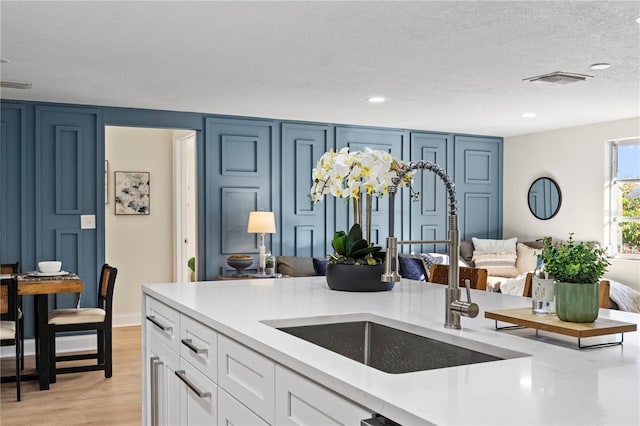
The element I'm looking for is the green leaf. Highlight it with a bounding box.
[345,224,364,255]
[346,239,369,257]
[331,231,347,255]
[350,246,382,259]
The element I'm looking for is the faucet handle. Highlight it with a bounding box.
[450,279,479,318]
[464,279,472,302]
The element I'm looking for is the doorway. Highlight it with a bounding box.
[173,130,197,282]
[105,126,197,325]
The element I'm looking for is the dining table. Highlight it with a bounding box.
[12,272,84,390]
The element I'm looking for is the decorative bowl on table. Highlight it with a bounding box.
[227,255,253,275]
[38,261,62,273]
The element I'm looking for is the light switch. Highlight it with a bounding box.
[81,215,96,229]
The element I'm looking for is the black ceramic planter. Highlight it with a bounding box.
[325,262,394,292]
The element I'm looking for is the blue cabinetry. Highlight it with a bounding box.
[408,132,453,254]
[1,102,102,337]
[2,99,503,301]
[204,117,277,279]
[0,104,26,265]
[454,135,503,240]
[280,122,332,257]
[335,126,408,247]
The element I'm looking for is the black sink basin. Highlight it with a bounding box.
[269,316,528,374]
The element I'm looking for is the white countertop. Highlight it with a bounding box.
[142,277,640,426]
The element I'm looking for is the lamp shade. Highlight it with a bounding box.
[247,211,276,234]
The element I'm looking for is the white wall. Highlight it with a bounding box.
[106,126,174,325]
[504,117,640,291]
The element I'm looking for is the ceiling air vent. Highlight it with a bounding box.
[523,71,592,85]
[0,80,33,89]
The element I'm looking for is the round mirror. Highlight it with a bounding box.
[528,177,562,220]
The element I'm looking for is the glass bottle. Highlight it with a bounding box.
[265,252,275,276]
[532,255,555,314]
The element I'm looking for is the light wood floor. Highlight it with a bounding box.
[0,326,142,426]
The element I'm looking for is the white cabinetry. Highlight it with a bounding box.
[177,358,217,425]
[218,388,270,426]
[218,334,275,424]
[147,324,181,426]
[145,297,219,426]
[275,365,371,425]
[144,295,373,426]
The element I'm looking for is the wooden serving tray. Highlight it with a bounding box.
[485,308,637,338]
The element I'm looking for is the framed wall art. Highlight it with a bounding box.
[114,171,150,215]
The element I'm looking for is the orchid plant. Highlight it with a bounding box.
[310,147,417,264]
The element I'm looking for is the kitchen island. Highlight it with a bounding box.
[142,277,640,425]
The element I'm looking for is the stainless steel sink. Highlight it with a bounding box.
[264,314,529,374]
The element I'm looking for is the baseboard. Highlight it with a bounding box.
[113,313,141,328]
[0,313,141,358]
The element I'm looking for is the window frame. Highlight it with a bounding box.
[608,138,640,260]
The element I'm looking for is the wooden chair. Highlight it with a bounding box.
[524,273,611,308]
[0,262,20,275]
[1,277,22,400]
[428,264,488,291]
[48,264,118,382]
[1,262,24,370]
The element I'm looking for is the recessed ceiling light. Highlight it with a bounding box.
[522,113,536,118]
[636,16,640,24]
[367,96,385,103]
[590,63,611,70]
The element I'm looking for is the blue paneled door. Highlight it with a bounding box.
[204,117,276,278]
[335,127,407,246]
[454,135,503,240]
[280,123,331,257]
[35,106,101,309]
[409,132,452,254]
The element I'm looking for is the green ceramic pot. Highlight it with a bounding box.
[555,281,599,323]
[325,262,394,292]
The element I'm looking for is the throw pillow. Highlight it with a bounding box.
[312,258,329,276]
[472,251,519,278]
[418,253,446,272]
[472,237,518,253]
[276,256,315,277]
[515,243,542,274]
[398,255,427,281]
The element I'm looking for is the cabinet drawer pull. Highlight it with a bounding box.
[146,315,173,332]
[181,338,208,355]
[175,370,211,398]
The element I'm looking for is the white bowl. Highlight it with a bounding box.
[38,261,62,273]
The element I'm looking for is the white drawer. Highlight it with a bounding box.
[180,314,218,383]
[218,334,275,425]
[218,388,270,426]
[145,296,180,353]
[275,365,372,425]
[177,358,218,425]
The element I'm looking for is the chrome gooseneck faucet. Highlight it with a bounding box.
[381,161,479,329]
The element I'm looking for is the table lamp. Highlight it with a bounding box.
[247,211,276,274]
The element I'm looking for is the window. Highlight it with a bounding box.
[609,139,640,258]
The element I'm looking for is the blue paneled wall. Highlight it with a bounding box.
[1,99,502,336]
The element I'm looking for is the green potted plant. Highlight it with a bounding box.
[324,223,393,292]
[542,233,610,322]
[309,148,416,292]
[188,257,196,282]
[265,255,275,275]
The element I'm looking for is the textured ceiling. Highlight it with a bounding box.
[1,1,639,137]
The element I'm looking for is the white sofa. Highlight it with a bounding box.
[459,239,544,292]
